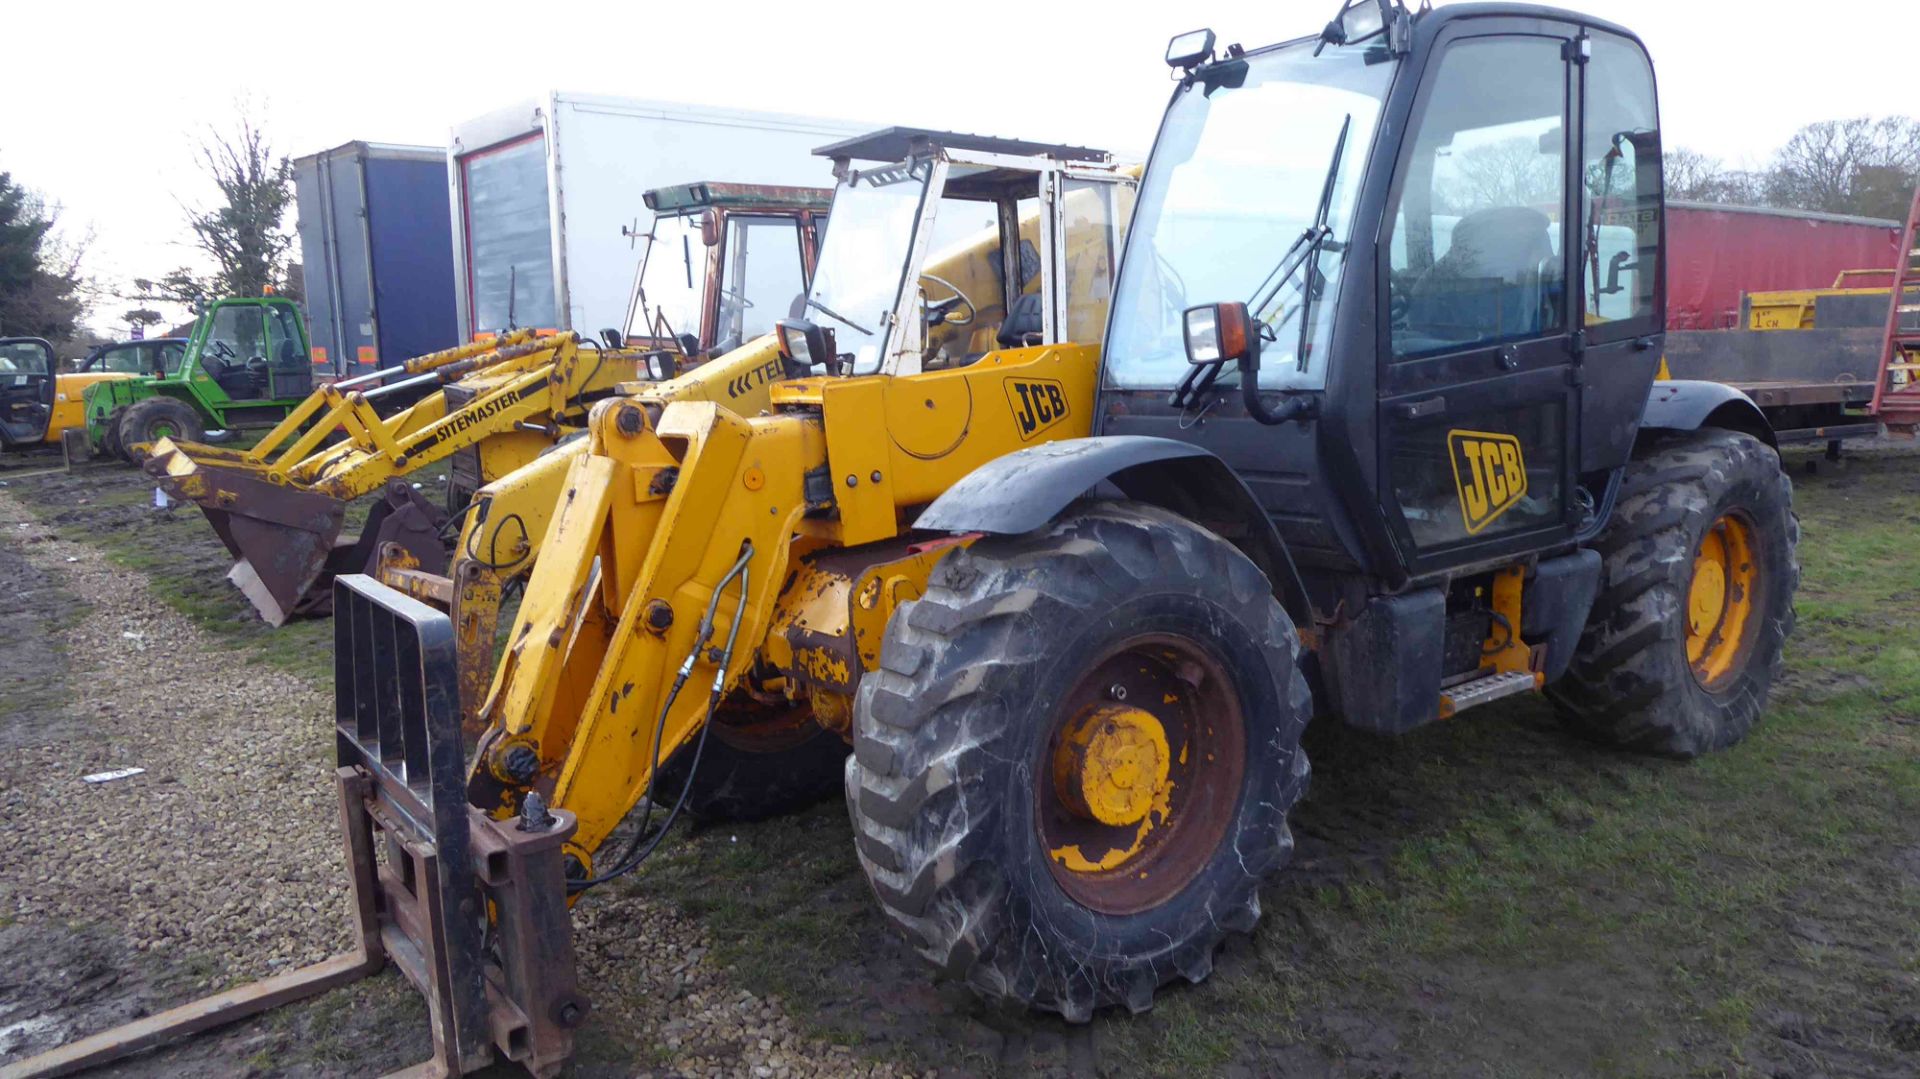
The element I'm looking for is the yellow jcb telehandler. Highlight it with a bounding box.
[13,5,1803,1077]
[144,182,831,626]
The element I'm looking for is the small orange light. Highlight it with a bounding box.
[1216,302,1251,361]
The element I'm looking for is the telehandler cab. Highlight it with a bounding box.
[10,5,1799,1077]
[375,155,1133,734]
[142,183,831,626]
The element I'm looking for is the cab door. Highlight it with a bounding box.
[1375,29,1582,578]
[0,337,57,448]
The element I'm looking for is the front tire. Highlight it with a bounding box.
[100,406,129,460]
[1548,429,1798,757]
[847,503,1311,1022]
[118,397,205,461]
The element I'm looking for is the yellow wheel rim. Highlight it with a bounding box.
[1686,512,1759,689]
[1052,704,1171,828]
[1038,634,1244,915]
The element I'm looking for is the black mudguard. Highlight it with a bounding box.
[1640,379,1777,448]
[916,436,1312,625]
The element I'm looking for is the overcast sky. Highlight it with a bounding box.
[4,0,1913,334]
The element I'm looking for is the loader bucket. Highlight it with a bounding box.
[146,442,449,625]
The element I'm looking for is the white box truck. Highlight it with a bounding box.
[448,94,870,341]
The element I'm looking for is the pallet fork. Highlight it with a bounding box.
[3,576,584,1079]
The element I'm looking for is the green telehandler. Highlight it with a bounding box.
[84,295,322,459]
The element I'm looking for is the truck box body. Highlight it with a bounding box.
[1667,202,1903,331]
[294,142,460,375]
[448,94,869,341]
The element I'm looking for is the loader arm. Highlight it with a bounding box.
[158,330,541,474]
[144,333,641,625]
[380,334,795,729]
[464,343,1101,874]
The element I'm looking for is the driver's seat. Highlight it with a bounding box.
[996,292,1046,349]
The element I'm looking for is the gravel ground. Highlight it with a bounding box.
[0,484,911,1077]
[0,487,348,979]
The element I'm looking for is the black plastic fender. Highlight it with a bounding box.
[1640,379,1777,448]
[915,436,1312,625]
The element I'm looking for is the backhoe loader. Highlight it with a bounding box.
[144,182,830,626]
[12,5,1803,1077]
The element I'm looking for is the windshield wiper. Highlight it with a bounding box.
[1247,114,1353,329]
[804,296,874,337]
[1284,114,1354,374]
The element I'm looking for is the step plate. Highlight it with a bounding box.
[1442,670,1539,716]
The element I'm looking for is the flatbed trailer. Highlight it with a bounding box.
[1664,327,1887,450]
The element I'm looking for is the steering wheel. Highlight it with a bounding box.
[718,287,755,311]
[920,274,976,327]
[210,340,237,361]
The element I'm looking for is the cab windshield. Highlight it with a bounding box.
[626,212,707,349]
[804,162,929,374]
[0,341,51,374]
[1105,40,1395,391]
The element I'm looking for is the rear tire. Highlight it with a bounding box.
[847,503,1311,1022]
[118,397,205,461]
[1548,429,1798,757]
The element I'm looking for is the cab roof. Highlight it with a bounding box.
[815,127,1110,166]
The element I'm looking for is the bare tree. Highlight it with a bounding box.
[167,110,297,300]
[1765,116,1920,218]
[1664,148,1766,206]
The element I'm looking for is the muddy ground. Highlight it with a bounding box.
[0,444,1915,1078]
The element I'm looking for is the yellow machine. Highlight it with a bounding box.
[12,10,1803,1078]
[144,331,642,624]
[381,147,1133,729]
[1746,268,1899,330]
[146,182,832,626]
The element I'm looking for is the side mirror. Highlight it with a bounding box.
[641,350,677,381]
[1183,302,1255,367]
[699,210,720,248]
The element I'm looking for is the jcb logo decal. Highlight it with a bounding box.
[1006,378,1069,441]
[1448,429,1527,535]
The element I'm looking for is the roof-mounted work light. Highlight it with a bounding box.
[1165,28,1216,71]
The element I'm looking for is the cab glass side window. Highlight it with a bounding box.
[920,196,1009,363]
[1581,33,1662,332]
[1062,179,1134,344]
[1387,36,1569,360]
[95,344,147,374]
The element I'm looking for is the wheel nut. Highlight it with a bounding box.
[1108,683,1128,701]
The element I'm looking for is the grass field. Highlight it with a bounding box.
[6,442,1915,1076]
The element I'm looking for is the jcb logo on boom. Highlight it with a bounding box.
[1448,429,1528,535]
[1006,378,1070,441]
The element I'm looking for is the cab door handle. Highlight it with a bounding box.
[1398,396,1447,420]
